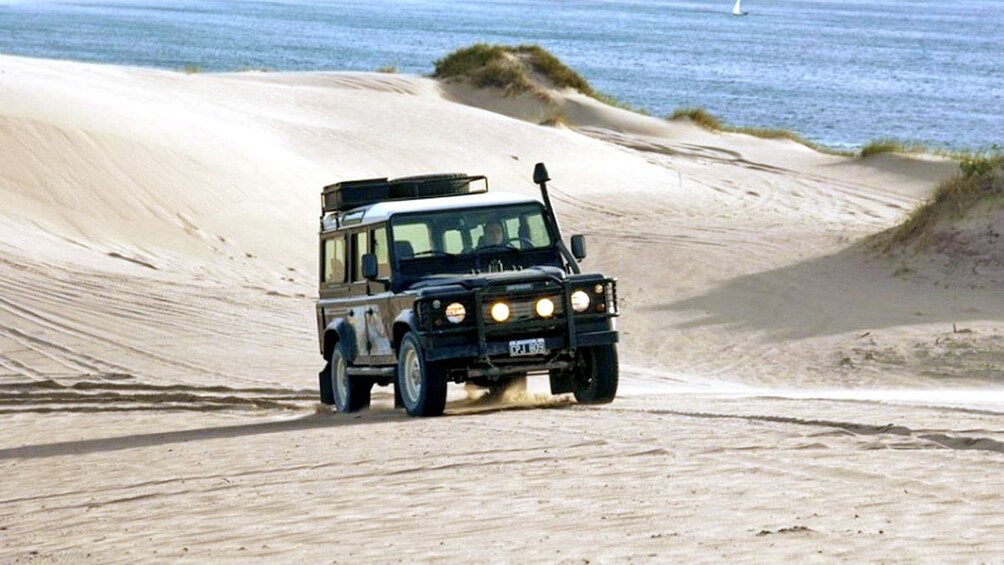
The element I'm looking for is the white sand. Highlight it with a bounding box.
[1,55,1002,562]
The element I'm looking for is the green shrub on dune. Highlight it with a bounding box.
[669,107,723,130]
[433,43,596,96]
[859,139,932,158]
[890,150,1003,247]
[668,107,852,156]
[517,45,594,94]
[960,150,1003,178]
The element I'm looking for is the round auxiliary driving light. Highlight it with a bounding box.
[490,302,510,323]
[570,290,591,313]
[535,298,555,318]
[594,284,604,294]
[445,302,466,324]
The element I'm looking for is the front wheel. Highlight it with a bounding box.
[330,342,371,413]
[573,344,619,405]
[397,332,447,417]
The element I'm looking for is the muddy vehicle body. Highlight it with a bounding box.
[316,164,619,417]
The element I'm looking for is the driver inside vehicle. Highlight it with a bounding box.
[479,220,505,248]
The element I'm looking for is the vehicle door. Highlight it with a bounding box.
[364,225,396,365]
[345,229,377,365]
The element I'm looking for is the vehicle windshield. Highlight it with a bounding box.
[390,203,555,260]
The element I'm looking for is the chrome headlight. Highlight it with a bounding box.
[490,302,510,322]
[570,290,590,313]
[535,297,555,318]
[445,302,466,324]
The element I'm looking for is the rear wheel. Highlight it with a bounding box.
[397,332,447,417]
[330,342,371,413]
[572,344,619,405]
[319,365,334,405]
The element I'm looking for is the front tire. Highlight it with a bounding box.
[572,344,619,405]
[397,332,447,417]
[330,342,371,413]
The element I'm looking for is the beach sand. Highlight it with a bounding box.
[1,55,1002,562]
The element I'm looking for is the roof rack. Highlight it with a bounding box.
[321,173,488,214]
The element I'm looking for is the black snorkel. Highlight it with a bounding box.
[533,162,581,274]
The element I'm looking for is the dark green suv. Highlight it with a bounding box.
[316,164,619,417]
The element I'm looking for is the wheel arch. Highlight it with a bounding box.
[323,319,358,363]
[392,309,419,354]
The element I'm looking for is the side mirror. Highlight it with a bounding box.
[570,235,587,261]
[362,253,379,280]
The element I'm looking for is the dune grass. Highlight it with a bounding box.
[859,139,934,158]
[434,44,594,94]
[669,107,722,130]
[434,44,651,113]
[668,107,854,156]
[376,65,398,74]
[889,151,1004,247]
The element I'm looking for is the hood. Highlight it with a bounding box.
[406,266,567,293]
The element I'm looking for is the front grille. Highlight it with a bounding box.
[482,292,565,324]
[480,286,567,336]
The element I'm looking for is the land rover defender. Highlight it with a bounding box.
[316,164,619,417]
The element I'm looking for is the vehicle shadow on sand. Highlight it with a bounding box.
[0,409,401,461]
[0,395,576,461]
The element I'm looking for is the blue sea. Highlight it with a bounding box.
[1,0,1001,151]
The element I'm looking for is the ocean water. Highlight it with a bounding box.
[0,0,1001,150]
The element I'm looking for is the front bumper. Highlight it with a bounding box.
[421,328,618,363]
[415,273,619,376]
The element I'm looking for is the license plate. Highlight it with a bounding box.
[509,338,547,357]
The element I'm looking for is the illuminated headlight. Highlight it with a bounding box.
[570,290,591,313]
[445,302,466,324]
[535,298,555,318]
[490,302,510,322]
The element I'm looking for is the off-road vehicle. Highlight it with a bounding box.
[316,163,619,417]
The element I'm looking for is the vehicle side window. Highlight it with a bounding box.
[323,236,346,284]
[352,231,368,282]
[373,227,391,278]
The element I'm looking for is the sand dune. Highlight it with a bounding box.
[1,55,1002,562]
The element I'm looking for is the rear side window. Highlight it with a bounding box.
[323,236,346,283]
[373,227,391,278]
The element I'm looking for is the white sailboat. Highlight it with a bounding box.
[732,0,748,16]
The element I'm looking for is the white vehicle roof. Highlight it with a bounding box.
[322,191,543,231]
